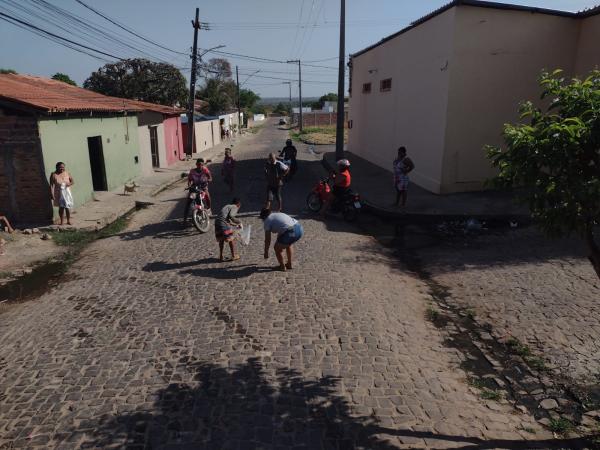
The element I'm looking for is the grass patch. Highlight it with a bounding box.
[0,271,13,278]
[465,308,476,320]
[548,417,574,436]
[49,215,130,249]
[506,337,546,371]
[425,306,440,322]
[247,124,265,134]
[468,377,503,401]
[290,126,348,145]
[518,426,537,434]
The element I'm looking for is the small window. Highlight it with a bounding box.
[362,83,371,94]
[380,78,392,92]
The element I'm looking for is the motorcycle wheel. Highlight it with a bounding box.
[342,204,359,222]
[306,193,323,212]
[192,208,211,233]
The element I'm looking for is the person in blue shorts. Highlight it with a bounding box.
[260,208,304,272]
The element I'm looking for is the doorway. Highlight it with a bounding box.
[149,126,160,168]
[87,136,107,191]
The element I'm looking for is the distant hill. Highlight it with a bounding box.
[259,97,318,106]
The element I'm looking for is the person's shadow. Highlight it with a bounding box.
[180,263,272,280]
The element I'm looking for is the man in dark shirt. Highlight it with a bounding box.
[279,139,298,180]
[264,153,289,212]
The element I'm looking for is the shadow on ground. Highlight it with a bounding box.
[82,357,596,449]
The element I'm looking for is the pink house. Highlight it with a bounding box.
[127,100,185,175]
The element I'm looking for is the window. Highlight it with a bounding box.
[362,82,371,94]
[380,78,392,92]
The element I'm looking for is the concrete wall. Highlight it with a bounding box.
[137,125,154,177]
[348,8,456,193]
[193,120,215,153]
[441,6,580,192]
[38,115,141,208]
[0,113,52,224]
[137,111,166,175]
[575,14,600,75]
[163,115,184,165]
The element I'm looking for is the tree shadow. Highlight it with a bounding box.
[143,257,221,272]
[118,219,198,241]
[81,357,596,449]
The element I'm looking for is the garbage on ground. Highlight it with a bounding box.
[238,224,252,246]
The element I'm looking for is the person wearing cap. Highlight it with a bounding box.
[260,208,303,271]
[279,139,298,180]
[322,159,352,215]
[183,158,212,226]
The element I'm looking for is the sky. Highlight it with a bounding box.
[0,0,598,99]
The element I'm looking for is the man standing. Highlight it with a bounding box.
[393,146,415,208]
[264,153,289,212]
[183,158,212,226]
[260,208,303,272]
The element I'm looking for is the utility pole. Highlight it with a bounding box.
[335,0,346,161]
[236,65,241,133]
[282,81,292,115]
[287,59,302,132]
[186,8,200,157]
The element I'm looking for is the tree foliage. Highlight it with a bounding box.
[239,89,260,111]
[51,72,77,86]
[314,92,338,109]
[199,58,232,81]
[83,58,187,106]
[487,69,600,278]
[0,68,17,74]
[274,102,290,115]
[196,78,237,116]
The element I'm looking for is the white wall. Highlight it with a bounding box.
[348,8,456,193]
[443,7,580,192]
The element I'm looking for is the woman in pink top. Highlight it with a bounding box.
[49,161,74,225]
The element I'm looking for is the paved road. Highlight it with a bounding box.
[0,121,565,449]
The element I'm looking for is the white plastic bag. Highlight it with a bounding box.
[239,224,251,246]
[59,183,74,209]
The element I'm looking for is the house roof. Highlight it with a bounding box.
[351,0,600,59]
[0,74,142,113]
[125,99,185,116]
[0,74,183,115]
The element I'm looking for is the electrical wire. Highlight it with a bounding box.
[74,0,189,56]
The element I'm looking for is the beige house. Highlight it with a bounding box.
[348,0,600,194]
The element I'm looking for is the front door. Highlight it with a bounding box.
[87,136,107,191]
[149,126,160,168]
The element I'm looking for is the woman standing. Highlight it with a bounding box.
[49,161,74,225]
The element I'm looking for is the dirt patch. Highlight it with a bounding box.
[0,231,66,281]
[290,126,348,145]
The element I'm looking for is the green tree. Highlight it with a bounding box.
[83,58,187,106]
[315,92,338,109]
[51,72,77,86]
[196,78,237,116]
[0,68,17,74]
[239,89,260,110]
[487,69,600,278]
[273,102,290,115]
[199,58,232,81]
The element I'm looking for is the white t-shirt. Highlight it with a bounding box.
[263,212,298,235]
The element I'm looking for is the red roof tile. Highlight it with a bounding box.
[0,74,181,115]
[125,99,185,116]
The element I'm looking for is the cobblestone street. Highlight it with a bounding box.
[0,122,592,449]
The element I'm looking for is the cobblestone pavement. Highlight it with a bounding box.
[414,228,600,386]
[0,121,584,449]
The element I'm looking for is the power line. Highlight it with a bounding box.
[74,0,189,56]
[289,0,306,61]
[0,11,125,60]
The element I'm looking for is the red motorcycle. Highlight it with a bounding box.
[306,177,361,222]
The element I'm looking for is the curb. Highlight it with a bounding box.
[321,155,532,225]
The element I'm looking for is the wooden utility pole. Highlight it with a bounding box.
[287,60,302,132]
[236,65,242,132]
[186,8,200,157]
[335,0,346,161]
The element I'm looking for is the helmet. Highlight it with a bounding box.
[285,139,292,146]
[337,159,350,168]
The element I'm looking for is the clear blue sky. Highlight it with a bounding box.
[0,0,597,98]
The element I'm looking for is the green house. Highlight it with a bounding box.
[0,74,143,224]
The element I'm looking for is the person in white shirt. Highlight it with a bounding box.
[260,208,304,271]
